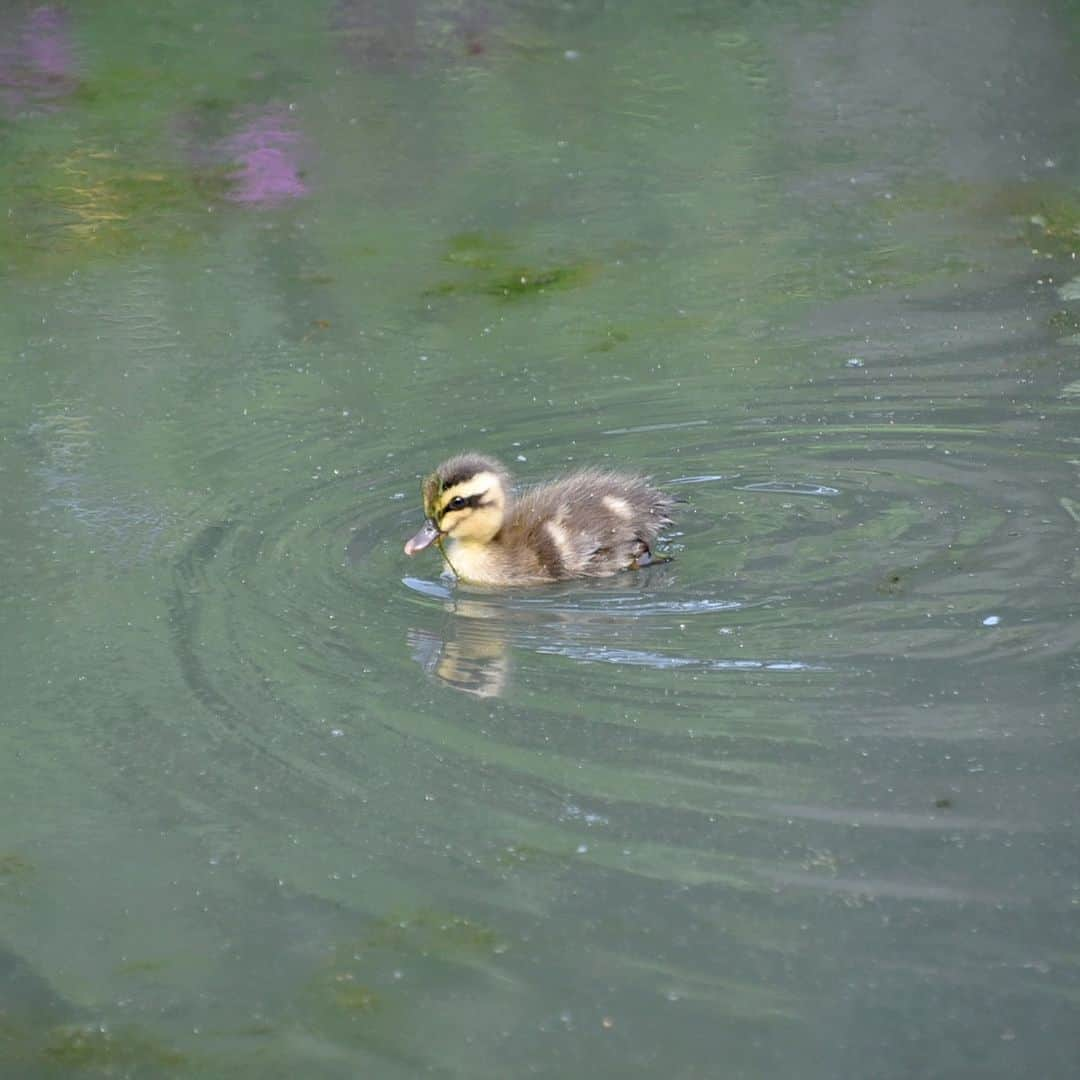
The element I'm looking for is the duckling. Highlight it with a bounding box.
[403,452,675,586]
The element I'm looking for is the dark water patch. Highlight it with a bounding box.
[0,945,75,1024]
[40,1024,187,1070]
[425,258,598,302]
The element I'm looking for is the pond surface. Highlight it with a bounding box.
[2,0,1079,1076]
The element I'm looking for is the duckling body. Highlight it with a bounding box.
[403,453,675,586]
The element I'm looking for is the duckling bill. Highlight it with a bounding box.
[404,452,674,586]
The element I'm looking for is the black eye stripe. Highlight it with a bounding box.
[440,490,487,516]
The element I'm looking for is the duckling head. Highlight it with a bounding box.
[404,454,509,555]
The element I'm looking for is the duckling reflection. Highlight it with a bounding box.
[407,611,510,698]
[403,565,689,698]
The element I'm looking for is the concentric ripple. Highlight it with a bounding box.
[120,304,1079,1072]
[166,360,1077,851]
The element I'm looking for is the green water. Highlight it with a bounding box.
[2,0,1079,1076]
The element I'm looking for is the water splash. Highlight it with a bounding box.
[737,481,841,497]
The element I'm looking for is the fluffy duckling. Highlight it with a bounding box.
[403,453,675,586]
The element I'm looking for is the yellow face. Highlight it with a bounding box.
[426,469,506,544]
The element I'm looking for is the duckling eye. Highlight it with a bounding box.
[447,495,467,511]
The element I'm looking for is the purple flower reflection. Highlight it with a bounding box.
[0,4,77,112]
[24,6,73,77]
[222,110,309,207]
